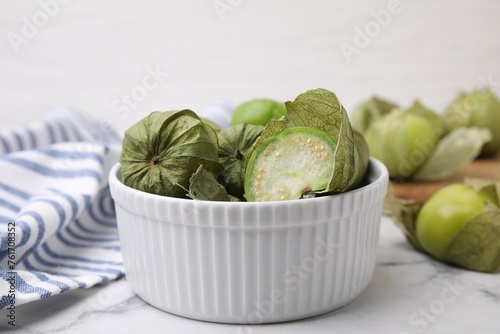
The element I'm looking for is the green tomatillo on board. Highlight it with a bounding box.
[365,108,440,180]
[363,100,491,182]
[389,179,500,273]
[416,184,496,260]
[443,89,500,155]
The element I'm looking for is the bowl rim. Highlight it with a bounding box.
[109,157,388,207]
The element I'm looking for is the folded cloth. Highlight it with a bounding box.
[0,108,123,309]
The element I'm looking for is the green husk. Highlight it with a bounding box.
[284,88,360,194]
[364,108,441,180]
[389,178,500,273]
[351,96,399,134]
[217,124,264,200]
[385,184,424,250]
[445,209,500,272]
[348,130,370,191]
[362,99,491,182]
[408,100,444,134]
[443,89,500,155]
[120,110,222,198]
[187,165,239,202]
[412,127,492,181]
[201,117,222,133]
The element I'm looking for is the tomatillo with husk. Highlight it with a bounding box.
[390,179,500,273]
[217,123,264,200]
[443,89,500,155]
[120,110,222,198]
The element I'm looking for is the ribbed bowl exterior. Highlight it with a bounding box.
[109,158,388,324]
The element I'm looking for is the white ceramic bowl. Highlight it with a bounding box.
[109,158,388,324]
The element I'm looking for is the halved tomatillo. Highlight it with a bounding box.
[244,126,337,201]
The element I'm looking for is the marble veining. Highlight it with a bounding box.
[1,217,499,334]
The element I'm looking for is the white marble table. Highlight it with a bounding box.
[2,216,498,334]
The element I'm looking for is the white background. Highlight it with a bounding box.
[1,0,500,133]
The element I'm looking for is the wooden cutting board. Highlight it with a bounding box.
[392,152,500,202]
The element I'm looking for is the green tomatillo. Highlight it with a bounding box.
[245,126,337,201]
[243,88,369,202]
[120,110,222,198]
[231,98,286,126]
[217,123,264,200]
[363,100,491,182]
[390,179,500,273]
[443,89,500,155]
[416,184,496,261]
[364,108,440,180]
[351,96,399,134]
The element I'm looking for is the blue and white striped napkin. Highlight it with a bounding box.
[0,108,124,309]
[0,102,235,310]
